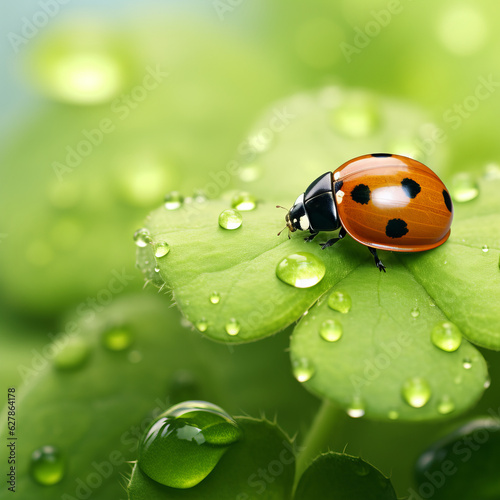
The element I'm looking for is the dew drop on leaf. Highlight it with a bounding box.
[276,252,326,288]
[225,318,240,336]
[218,209,243,230]
[154,242,170,258]
[195,318,208,333]
[411,307,420,318]
[463,358,472,369]
[239,164,262,183]
[209,292,221,304]
[319,319,343,342]
[292,357,315,382]
[53,338,91,370]
[164,191,184,210]
[484,378,491,389]
[431,321,462,352]
[101,327,133,351]
[30,446,65,486]
[327,290,352,313]
[481,244,489,253]
[231,192,257,211]
[133,228,152,248]
[402,377,431,408]
[437,395,455,415]
[450,173,479,202]
[347,396,365,418]
[138,401,242,489]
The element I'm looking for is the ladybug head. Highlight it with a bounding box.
[285,194,310,233]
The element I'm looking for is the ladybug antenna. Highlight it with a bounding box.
[276,205,288,211]
[277,225,288,237]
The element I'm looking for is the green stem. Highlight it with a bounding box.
[294,399,345,490]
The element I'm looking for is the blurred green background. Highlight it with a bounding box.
[1,0,500,498]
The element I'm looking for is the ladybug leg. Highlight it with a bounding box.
[304,232,318,242]
[320,227,346,250]
[368,247,386,273]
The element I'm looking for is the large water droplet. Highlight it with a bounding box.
[319,319,343,342]
[154,242,170,258]
[231,192,257,211]
[330,96,380,139]
[437,396,455,415]
[347,396,365,418]
[53,338,91,370]
[30,446,65,485]
[164,191,184,210]
[292,358,315,382]
[102,327,133,351]
[450,173,479,202]
[195,319,208,333]
[402,377,431,408]
[328,290,352,313]
[134,228,152,247]
[225,319,240,336]
[138,401,241,488]
[276,252,326,288]
[431,321,462,352]
[209,292,221,305]
[218,209,243,230]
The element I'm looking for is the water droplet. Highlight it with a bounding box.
[193,190,207,203]
[195,319,208,333]
[327,290,352,314]
[482,244,489,253]
[154,242,170,258]
[330,96,380,139]
[30,446,64,485]
[450,173,479,202]
[276,252,326,288]
[388,410,399,420]
[239,164,262,183]
[483,162,500,180]
[402,377,432,408]
[292,358,315,382]
[431,321,462,352]
[53,338,90,370]
[209,292,221,305]
[139,401,241,488]
[463,358,472,369]
[231,192,257,211]
[225,319,240,336]
[218,209,243,230]
[164,191,184,210]
[347,396,365,418]
[319,319,343,342]
[437,396,455,415]
[134,228,152,247]
[102,327,133,351]
[484,378,491,389]
[411,307,420,318]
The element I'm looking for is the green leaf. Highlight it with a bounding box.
[294,452,397,500]
[0,294,314,500]
[401,175,500,350]
[290,254,488,420]
[128,417,295,500]
[414,417,500,500]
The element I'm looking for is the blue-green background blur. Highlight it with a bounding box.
[1,1,499,498]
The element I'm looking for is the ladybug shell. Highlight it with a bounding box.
[332,154,453,252]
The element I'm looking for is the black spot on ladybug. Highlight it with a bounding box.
[401,178,421,199]
[351,184,371,205]
[443,189,452,213]
[385,218,409,238]
[334,180,343,193]
[371,153,392,158]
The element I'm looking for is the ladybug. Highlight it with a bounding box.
[280,153,453,271]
